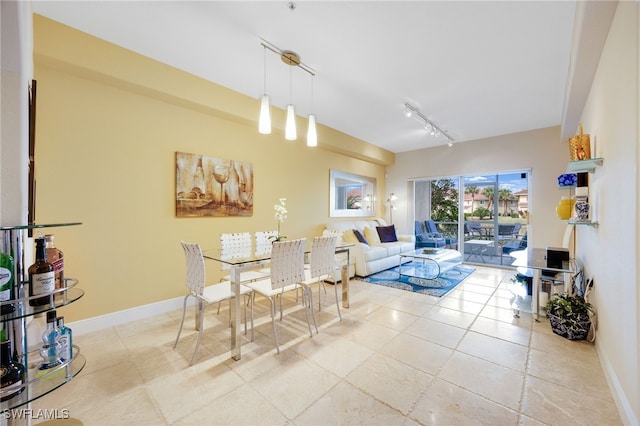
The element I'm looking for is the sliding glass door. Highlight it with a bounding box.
[413,171,529,267]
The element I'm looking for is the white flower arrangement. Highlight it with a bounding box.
[273,197,287,241]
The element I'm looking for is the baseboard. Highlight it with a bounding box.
[67,296,193,336]
[596,341,638,425]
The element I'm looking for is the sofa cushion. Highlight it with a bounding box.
[362,245,388,262]
[382,242,402,256]
[353,229,368,245]
[363,226,381,245]
[342,229,358,244]
[377,225,398,242]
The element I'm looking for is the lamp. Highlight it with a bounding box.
[364,193,376,211]
[285,105,297,140]
[259,39,317,144]
[258,46,271,134]
[386,193,398,224]
[306,74,317,147]
[285,63,296,140]
[403,102,453,145]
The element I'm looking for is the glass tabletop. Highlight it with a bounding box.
[203,242,354,266]
[509,248,574,273]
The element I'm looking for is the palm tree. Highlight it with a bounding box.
[483,187,495,219]
[499,189,514,215]
[465,186,479,215]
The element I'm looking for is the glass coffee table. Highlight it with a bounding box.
[399,248,463,280]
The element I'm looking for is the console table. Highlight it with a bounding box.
[509,247,575,321]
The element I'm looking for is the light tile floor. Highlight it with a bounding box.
[32,266,622,425]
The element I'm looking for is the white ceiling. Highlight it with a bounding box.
[31,1,577,153]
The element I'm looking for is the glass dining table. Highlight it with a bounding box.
[203,242,353,360]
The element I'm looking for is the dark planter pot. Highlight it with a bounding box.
[548,313,591,340]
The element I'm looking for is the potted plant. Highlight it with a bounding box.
[545,292,593,340]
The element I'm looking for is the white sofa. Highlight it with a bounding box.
[325,218,416,277]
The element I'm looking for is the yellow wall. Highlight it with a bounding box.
[32,15,393,321]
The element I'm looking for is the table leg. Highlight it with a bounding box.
[230,268,242,360]
[532,268,541,322]
[341,249,350,308]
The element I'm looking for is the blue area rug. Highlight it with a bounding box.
[359,262,476,297]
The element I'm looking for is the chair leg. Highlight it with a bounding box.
[243,295,247,335]
[306,287,318,335]
[334,282,342,321]
[190,303,205,365]
[173,295,190,349]
[268,297,280,354]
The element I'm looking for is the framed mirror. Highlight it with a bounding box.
[329,169,377,217]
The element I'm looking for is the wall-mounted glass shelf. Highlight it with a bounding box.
[0,222,82,231]
[568,220,599,227]
[566,158,603,173]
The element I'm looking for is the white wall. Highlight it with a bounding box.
[388,126,568,250]
[577,2,639,424]
[0,1,32,226]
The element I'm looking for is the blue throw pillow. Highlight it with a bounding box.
[353,229,369,245]
[377,225,398,243]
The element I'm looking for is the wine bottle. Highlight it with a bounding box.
[45,234,64,292]
[56,316,72,363]
[0,252,15,315]
[38,310,62,372]
[0,338,25,402]
[28,237,55,306]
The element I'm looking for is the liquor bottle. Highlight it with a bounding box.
[45,234,64,292]
[56,316,72,363]
[28,237,55,306]
[0,252,15,315]
[38,310,62,372]
[0,337,25,402]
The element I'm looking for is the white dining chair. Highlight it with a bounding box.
[322,228,347,283]
[300,236,342,332]
[254,230,279,256]
[220,232,269,283]
[244,238,308,354]
[254,230,279,276]
[173,241,253,365]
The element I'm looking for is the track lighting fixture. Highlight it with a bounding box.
[403,102,453,145]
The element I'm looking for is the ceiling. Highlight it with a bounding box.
[31,1,577,153]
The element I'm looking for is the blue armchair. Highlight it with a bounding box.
[424,220,458,249]
[501,232,527,265]
[414,220,446,249]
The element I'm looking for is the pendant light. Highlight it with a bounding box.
[285,65,297,140]
[306,74,317,147]
[259,39,316,142]
[258,46,271,134]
